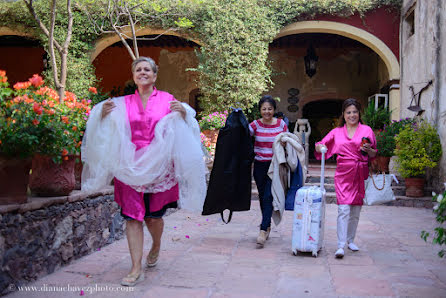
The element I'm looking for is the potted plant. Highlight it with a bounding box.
[9,74,91,196]
[0,70,38,204]
[362,100,392,131]
[394,121,442,197]
[198,111,228,154]
[374,118,416,172]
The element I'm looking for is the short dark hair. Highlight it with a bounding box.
[338,98,362,127]
[258,95,276,111]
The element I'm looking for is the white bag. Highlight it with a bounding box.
[364,173,398,205]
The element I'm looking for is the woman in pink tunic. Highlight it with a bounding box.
[101,57,186,286]
[315,98,376,259]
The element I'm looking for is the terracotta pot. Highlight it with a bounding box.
[0,156,31,205]
[74,154,83,190]
[405,177,425,197]
[202,129,219,144]
[371,156,391,173]
[29,154,75,196]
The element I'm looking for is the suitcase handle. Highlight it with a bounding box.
[320,147,327,190]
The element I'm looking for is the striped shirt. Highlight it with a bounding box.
[249,119,288,162]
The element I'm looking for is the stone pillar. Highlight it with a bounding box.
[294,119,311,170]
[389,84,400,121]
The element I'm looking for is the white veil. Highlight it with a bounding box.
[81,97,206,212]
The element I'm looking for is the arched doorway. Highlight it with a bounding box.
[92,34,199,103]
[274,20,400,120]
[189,88,203,116]
[302,99,343,161]
[0,35,45,84]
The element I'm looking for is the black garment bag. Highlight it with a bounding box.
[202,109,255,223]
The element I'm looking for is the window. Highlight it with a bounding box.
[404,5,415,39]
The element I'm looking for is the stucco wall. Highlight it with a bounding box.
[400,0,446,189]
[156,49,199,104]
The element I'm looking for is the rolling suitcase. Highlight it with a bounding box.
[291,148,327,257]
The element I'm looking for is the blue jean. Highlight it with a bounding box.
[253,160,273,231]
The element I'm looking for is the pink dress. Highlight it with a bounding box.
[114,88,179,221]
[314,123,376,205]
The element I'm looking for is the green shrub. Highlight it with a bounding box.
[362,100,392,130]
[376,118,416,157]
[422,184,446,257]
[394,121,442,178]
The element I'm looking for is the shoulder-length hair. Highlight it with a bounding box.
[338,98,362,127]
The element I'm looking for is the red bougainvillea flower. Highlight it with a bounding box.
[61,116,69,124]
[13,81,31,90]
[88,87,97,94]
[24,95,34,104]
[33,103,43,115]
[32,119,39,126]
[29,74,44,87]
[61,149,68,156]
[35,86,59,102]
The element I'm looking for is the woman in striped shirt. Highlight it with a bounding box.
[249,95,288,247]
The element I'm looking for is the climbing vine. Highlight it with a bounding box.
[0,0,401,112]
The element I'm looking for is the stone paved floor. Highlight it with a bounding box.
[8,202,446,297]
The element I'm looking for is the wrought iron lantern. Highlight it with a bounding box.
[304,44,318,78]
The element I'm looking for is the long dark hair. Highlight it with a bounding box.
[338,98,362,127]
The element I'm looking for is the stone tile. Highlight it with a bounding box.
[274,276,336,298]
[392,282,446,297]
[332,276,394,296]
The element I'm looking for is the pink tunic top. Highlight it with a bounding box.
[114,88,179,221]
[315,123,376,205]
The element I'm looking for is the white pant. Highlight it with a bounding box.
[337,204,362,249]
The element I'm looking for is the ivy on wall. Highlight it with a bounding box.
[0,0,401,113]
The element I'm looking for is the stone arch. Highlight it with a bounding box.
[0,27,45,83]
[91,28,201,62]
[276,20,401,120]
[0,27,36,38]
[276,21,399,80]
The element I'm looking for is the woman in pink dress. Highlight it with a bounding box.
[315,98,377,258]
[101,57,186,286]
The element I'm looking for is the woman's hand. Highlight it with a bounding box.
[361,143,377,158]
[316,144,327,153]
[101,99,116,120]
[170,101,186,119]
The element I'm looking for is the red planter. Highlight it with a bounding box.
[202,129,219,144]
[405,177,425,197]
[74,155,83,190]
[29,154,75,196]
[0,156,31,205]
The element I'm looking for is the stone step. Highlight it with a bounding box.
[251,187,433,208]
